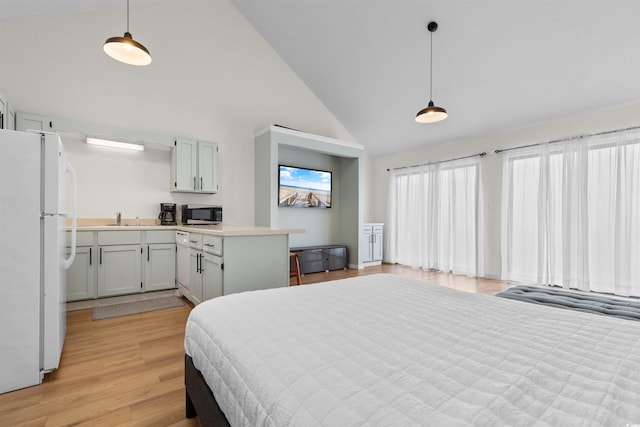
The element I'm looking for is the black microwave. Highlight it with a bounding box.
[181,204,222,224]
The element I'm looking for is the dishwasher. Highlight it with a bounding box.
[176,231,191,300]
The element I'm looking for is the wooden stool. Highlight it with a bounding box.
[289,252,301,286]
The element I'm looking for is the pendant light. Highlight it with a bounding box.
[415,21,447,123]
[103,0,152,66]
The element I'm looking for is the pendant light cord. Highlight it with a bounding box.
[126,0,130,33]
[429,30,433,102]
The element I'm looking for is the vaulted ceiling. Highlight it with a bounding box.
[2,1,639,156]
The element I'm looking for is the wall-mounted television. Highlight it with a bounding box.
[279,165,332,208]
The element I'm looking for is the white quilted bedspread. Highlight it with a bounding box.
[184,274,640,426]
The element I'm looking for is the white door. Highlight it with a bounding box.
[66,246,95,301]
[174,138,197,192]
[0,130,42,392]
[15,112,54,132]
[97,245,142,297]
[145,244,176,291]
[198,141,218,193]
[203,253,223,301]
[360,225,373,263]
[189,250,203,304]
[372,225,384,261]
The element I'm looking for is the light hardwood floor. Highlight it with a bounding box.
[0,265,512,426]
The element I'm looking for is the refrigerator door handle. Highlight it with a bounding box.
[62,161,77,270]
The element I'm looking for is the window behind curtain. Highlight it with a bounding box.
[501,128,640,296]
[386,157,480,277]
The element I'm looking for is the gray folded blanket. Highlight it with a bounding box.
[495,285,640,321]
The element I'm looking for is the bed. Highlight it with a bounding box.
[184,273,640,426]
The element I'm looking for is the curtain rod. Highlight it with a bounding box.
[494,125,640,154]
[387,152,486,172]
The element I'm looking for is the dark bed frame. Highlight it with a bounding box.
[185,354,231,427]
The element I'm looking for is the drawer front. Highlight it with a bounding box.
[68,231,94,247]
[297,248,324,263]
[146,230,176,244]
[97,231,142,246]
[188,233,203,250]
[203,235,223,256]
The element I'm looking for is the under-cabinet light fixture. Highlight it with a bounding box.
[86,136,145,151]
[103,0,152,66]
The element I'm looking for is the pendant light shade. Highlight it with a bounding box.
[416,21,447,123]
[415,101,448,123]
[103,0,151,66]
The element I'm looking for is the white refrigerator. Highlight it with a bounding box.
[0,129,77,394]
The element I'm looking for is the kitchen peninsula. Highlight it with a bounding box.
[67,221,303,305]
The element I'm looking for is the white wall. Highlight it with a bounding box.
[0,0,357,224]
[371,103,640,279]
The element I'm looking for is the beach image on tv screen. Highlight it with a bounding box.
[279,166,331,208]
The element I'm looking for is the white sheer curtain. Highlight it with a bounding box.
[501,128,640,296]
[386,157,481,277]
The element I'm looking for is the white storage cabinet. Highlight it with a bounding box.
[361,223,383,264]
[181,232,288,305]
[171,138,218,193]
[202,235,223,301]
[66,232,96,301]
[144,231,177,292]
[97,231,142,297]
[66,230,177,300]
[15,111,55,132]
[188,233,205,305]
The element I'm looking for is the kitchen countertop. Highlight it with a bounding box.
[71,222,304,237]
[176,224,304,236]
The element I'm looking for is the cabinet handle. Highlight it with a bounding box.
[193,177,196,190]
[89,247,92,265]
[99,247,102,265]
[200,177,203,190]
[147,245,150,261]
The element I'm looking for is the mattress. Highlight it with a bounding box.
[184,274,640,426]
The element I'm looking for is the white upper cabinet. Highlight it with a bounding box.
[198,141,218,193]
[0,93,6,129]
[15,112,55,132]
[171,138,218,193]
[6,105,15,130]
[0,93,14,130]
[173,138,198,192]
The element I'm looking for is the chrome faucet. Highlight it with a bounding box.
[116,212,122,226]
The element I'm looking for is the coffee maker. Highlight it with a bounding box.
[159,203,177,225]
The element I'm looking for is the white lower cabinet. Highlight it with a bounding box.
[144,231,177,292]
[189,248,204,305]
[145,243,177,292]
[184,234,223,305]
[97,244,142,297]
[66,245,95,301]
[181,232,288,305]
[66,229,176,301]
[203,252,223,301]
[361,223,384,264]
